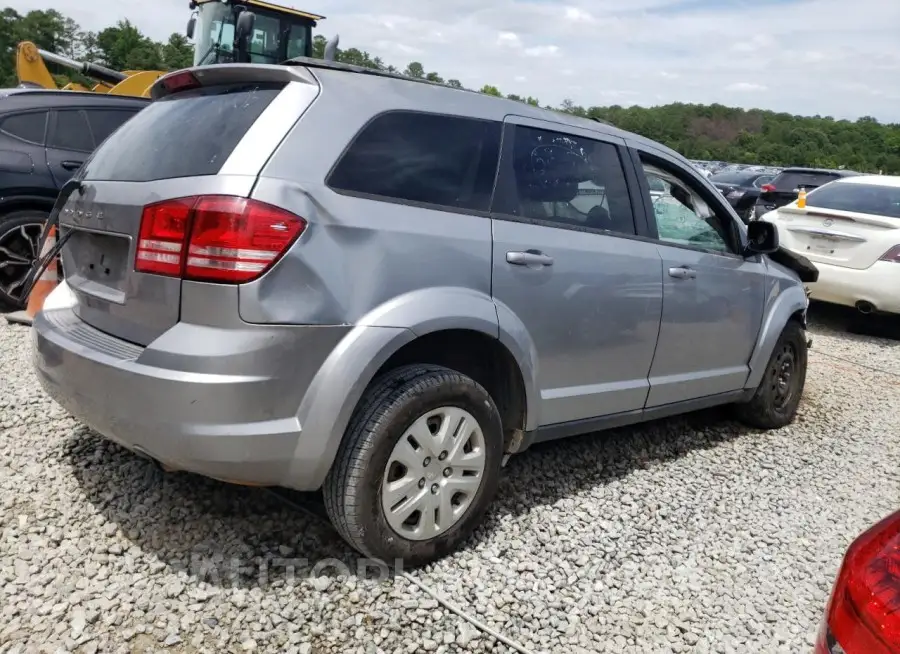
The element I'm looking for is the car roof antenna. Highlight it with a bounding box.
[324,34,340,61]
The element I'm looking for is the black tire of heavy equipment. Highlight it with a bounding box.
[0,209,49,310]
[735,319,808,429]
[323,364,504,567]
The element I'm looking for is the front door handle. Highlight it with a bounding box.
[506,250,554,267]
[668,265,697,279]
[60,160,84,171]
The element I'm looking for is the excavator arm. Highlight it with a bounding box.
[15,41,163,97]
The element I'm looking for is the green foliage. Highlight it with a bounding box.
[4,9,898,173]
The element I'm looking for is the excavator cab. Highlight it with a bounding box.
[187,0,324,66]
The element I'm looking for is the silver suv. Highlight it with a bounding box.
[32,61,811,565]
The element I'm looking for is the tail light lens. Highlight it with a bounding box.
[135,195,306,283]
[761,184,776,193]
[826,510,900,654]
[879,246,900,264]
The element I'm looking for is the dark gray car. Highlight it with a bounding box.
[31,61,811,564]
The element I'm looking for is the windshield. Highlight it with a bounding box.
[193,2,311,66]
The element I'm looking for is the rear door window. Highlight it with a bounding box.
[327,111,502,213]
[48,110,94,152]
[85,108,142,146]
[80,84,282,182]
[0,111,48,144]
[806,182,900,219]
[492,124,636,236]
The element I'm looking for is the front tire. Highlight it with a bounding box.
[735,320,808,429]
[324,364,503,566]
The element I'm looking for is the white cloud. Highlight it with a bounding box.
[725,82,768,92]
[8,0,900,120]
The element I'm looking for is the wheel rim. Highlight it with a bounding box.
[381,406,487,541]
[0,222,43,303]
[771,343,797,410]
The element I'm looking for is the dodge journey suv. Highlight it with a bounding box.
[32,60,813,565]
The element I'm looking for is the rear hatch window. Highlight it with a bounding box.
[80,83,282,182]
[773,171,842,191]
[806,182,900,219]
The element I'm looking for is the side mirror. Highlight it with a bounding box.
[744,220,779,256]
[186,16,196,40]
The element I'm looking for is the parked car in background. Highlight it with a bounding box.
[32,61,809,565]
[755,167,861,219]
[816,509,900,653]
[711,168,779,223]
[0,89,148,309]
[762,175,900,317]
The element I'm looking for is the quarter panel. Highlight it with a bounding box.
[242,179,494,326]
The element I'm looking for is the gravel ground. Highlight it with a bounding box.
[1,305,898,654]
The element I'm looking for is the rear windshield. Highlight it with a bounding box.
[772,171,841,190]
[806,182,900,219]
[80,83,282,182]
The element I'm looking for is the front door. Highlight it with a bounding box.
[633,149,767,407]
[490,119,663,427]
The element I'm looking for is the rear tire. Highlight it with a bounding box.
[735,320,808,429]
[0,210,48,310]
[324,364,503,566]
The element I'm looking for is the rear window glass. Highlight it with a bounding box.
[80,84,281,182]
[806,182,900,219]
[772,171,841,190]
[86,108,142,145]
[710,171,758,185]
[327,111,502,213]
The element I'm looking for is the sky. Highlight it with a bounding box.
[10,0,900,122]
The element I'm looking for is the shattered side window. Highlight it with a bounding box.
[80,84,282,182]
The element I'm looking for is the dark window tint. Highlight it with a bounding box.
[49,110,94,152]
[494,125,636,235]
[806,182,900,219]
[773,171,842,190]
[328,111,502,212]
[81,84,281,182]
[86,108,141,145]
[0,111,47,144]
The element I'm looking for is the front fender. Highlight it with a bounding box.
[283,287,540,490]
[744,276,808,390]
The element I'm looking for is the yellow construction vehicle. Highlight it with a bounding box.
[15,0,326,97]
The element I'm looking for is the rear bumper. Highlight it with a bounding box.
[807,259,900,315]
[32,307,351,489]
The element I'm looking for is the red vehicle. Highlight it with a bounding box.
[817,510,900,653]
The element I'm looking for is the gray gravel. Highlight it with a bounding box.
[1,305,898,654]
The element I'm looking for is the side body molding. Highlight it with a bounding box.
[284,287,540,490]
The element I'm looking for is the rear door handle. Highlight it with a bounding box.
[506,250,554,267]
[668,266,697,279]
[60,160,84,171]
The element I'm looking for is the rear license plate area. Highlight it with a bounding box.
[63,230,131,299]
[806,234,838,255]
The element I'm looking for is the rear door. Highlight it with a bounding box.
[59,71,318,345]
[491,118,663,426]
[773,180,900,269]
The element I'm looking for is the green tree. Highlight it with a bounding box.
[480,84,502,96]
[404,61,424,78]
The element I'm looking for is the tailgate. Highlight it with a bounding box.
[59,64,320,346]
[772,206,900,270]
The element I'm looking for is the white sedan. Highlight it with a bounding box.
[760,175,900,316]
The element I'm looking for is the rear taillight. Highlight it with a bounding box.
[135,196,306,283]
[879,246,900,264]
[761,184,776,193]
[826,511,900,654]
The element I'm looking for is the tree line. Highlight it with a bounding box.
[3,8,899,174]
